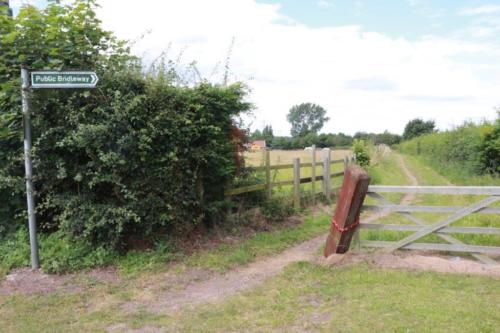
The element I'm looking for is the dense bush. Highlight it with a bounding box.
[352,139,370,167]
[260,196,294,222]
[478,116,500,174]
[0,1,250,248]
[398,119,499,177]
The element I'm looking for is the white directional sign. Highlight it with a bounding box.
[31,71,99,89]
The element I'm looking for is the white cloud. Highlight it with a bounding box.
[9,0,44,7]
[459,5,500,16]
[317,0,333,8]
[96,0,500,135]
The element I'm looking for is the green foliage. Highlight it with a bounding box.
[398,120,499,178]
[229,168,267,212]
[260,196,294,222]
[269,130,400,150]
[0,228,116,274]
[249,125,273,143]
[261,125,274,142]
[352,139,370,167]
[0,1,251,251]
[270,132,352,149]
[116,241,180,276]
[355,131,401,146]
[40,232,116,274]
[402,118,436,140]
[0,0,133,237]
[0,229,31,273]
[286,103,329,137]
[478,114,500,174]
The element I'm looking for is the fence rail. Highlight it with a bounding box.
[225,146,355,208]
[368,185,500,195]
[359,185,500,264]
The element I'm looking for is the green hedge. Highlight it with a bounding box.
[397,120,499,180]
[0,1,251,248]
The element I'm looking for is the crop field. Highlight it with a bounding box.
[242,149,352,194]
[244,149,351,167]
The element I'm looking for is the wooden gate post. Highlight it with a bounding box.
[311,145,316,205]
[293,158,300,210]
[324,166,370,257]
[265,149,272,199]
[322,148,331,201]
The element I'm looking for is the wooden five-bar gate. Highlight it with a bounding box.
[358,185,500,264]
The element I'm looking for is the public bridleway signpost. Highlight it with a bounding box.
[21,67,98,269]
[31,71,99,89]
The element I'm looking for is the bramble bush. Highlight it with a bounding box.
[0,0,251,253]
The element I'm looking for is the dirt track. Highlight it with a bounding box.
[125,234,327,314]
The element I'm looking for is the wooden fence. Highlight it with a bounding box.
[358,185,500,264]
[225,146,355,209]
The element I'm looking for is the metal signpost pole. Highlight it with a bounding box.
[20,69,98,269]
[21,66,39,269]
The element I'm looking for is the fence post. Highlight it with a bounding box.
[311,145,316,205]
[293,158,300,210]
[344,156,348,171]
[322,148,331,201]
[265,149,271,199]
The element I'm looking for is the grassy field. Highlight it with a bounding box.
[244,149,351,167]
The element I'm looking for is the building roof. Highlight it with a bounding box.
[251,140,266,148]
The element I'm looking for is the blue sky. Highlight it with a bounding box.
[256,0,500,42]
[9,0,500,135]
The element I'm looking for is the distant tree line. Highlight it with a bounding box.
[249,128,402,149]
[249,102,403,149]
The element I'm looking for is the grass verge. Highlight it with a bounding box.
[2,261,498,332]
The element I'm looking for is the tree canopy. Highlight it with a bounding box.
[403,119,436,140]
[286,103,329,137]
